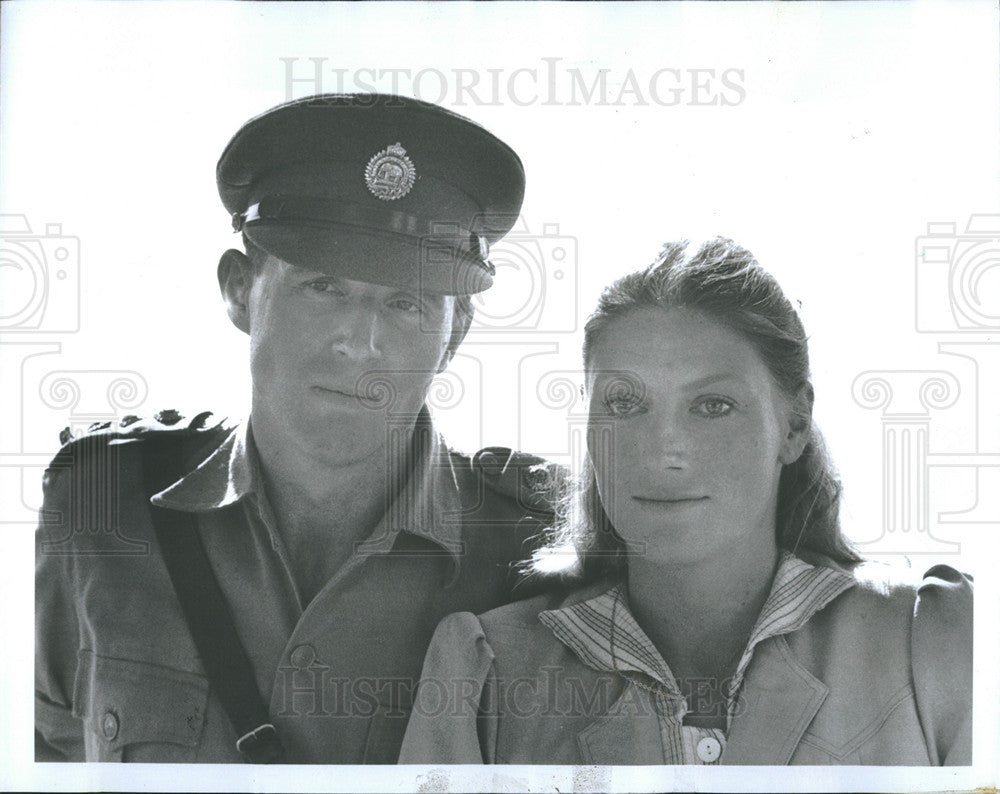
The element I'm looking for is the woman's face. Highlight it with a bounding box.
[586,306,805,568]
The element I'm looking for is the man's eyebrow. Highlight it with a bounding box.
[396,289,446,308]
[290,266,339,281]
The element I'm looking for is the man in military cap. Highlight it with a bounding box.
[35,94,559,763]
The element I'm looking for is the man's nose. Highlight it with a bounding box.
[331,306,381,359]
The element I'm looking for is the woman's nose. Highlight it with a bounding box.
[644,415,687,468]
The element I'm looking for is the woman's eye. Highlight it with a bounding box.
[603,397,643,417]
[599,379,646,417]
[693,397,735,417]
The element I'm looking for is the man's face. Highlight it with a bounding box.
[234,254,459,464]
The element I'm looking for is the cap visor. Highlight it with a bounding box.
[244,223,493,295]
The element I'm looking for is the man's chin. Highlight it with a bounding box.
[304,432,385,466]
[296,414,408,462]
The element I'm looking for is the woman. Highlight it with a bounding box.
[399,238,972,765]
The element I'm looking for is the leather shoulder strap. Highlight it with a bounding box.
[141,434,284,763]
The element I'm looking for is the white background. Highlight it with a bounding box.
[1,1,998,791]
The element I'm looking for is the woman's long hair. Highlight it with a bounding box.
[527,237,862,582]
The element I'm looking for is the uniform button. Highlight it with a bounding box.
[289,643,316,668]
[696,735,721,763]
[101,711,119,741]
[476,450,503,475]
[154,408,183,425]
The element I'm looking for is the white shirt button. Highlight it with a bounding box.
[696,735,722,763]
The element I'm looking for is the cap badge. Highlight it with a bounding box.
[365,143,416,201]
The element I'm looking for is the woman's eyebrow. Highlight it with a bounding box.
[590,371,746,390]
[589,371,644,387]
[683,372,749,391]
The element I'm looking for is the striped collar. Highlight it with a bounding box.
[539,551,856,718]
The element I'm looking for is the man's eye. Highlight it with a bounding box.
[693,397,735,417]
[389,297,422,313]
[306,280,344,295]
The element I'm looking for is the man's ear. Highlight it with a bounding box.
[779,384,814,465]
[438,299,474,373]
[217,249,254,335]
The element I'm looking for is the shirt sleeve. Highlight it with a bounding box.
[35,465,86,762]
[910,564,973,765]
[398,611,498,764]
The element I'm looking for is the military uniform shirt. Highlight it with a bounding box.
[35,411,554,763]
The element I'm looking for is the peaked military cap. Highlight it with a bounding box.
[217,94,525,295]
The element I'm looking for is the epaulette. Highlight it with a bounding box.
[471,446,568,515]
[50,410,233,480]
[56,409,228,448]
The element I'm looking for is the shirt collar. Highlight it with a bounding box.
[150,410,465,566]
[539,580,677,693]
[150,420,255,511]
[539,551,857,704]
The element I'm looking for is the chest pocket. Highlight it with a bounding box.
[73,650,209,762]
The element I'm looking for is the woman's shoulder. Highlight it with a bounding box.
[423,581,615,680]
[799,547,971,602]
[788,556,973,764]
[804,555,973,641]
[903,564,974,681]
[842,559,972,608]
[847,560,973,765]
[476,578,615,629]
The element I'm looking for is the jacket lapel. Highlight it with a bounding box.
[722,636,828,765]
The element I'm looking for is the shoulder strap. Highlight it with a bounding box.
[142,435,285,764]
[472,446,567,515]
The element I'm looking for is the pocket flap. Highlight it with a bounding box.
[73,650,209,751]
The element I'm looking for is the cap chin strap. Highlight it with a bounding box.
[233,195,490,263]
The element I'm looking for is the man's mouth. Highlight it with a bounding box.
[311,385,360,399]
